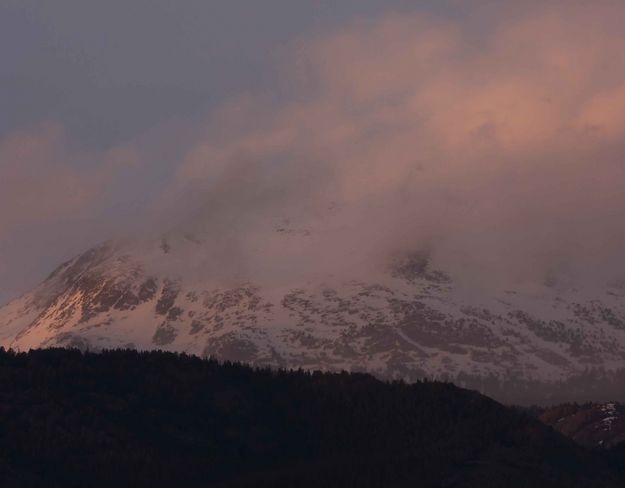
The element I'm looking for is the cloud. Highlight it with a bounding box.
[164,2,625,288]
[0,123,139,301]
[0,123,143,235]
[3,2,625,301]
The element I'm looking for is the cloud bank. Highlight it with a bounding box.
[158,2,625,289]
[0,124,141,300]
[3,1,625,299]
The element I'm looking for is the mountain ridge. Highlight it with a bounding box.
[3,235,625,404]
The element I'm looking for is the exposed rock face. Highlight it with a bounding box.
[539,402,625,448]
[3,237,625,404]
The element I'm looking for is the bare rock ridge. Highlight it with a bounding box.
[2,236,625,404]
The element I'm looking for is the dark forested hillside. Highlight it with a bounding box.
[0,349,622,487]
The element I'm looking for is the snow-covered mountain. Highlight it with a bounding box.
[2,233,625,400]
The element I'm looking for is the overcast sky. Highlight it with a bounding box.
[2,1,625,303]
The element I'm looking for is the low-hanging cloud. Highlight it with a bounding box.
[0,123,140,301]
[160,2,625,289]
[4,2,625,300]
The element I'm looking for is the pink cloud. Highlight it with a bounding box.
[5,2,625,297]
[0,122,143,301]
[167,2,625,287]
[0,123,138,237]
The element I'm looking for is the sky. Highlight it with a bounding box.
[2,1,625,303]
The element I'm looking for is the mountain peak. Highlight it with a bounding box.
[2,237,625,404]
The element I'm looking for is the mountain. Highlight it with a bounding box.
[2,234,625,404]
[538,402,625,449]
[0,348,623,487]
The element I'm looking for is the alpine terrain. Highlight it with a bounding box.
[2,232,625,404]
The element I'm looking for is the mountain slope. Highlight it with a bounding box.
[538,402,625,448]
[2,236,625,403]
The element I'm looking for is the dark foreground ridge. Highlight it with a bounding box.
[0,349,623,487]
